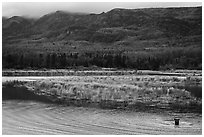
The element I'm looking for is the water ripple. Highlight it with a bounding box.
[2,100,201,135]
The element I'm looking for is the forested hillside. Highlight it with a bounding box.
[2,6,202,70]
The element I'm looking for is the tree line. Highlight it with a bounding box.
[2,47,202,70]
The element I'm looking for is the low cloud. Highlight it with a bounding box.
[3,2,202,18]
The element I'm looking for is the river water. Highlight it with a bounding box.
[2,100,202,135]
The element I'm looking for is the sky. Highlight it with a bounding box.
[2,2,202,18]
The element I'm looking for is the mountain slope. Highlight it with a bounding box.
[2,6,202,44]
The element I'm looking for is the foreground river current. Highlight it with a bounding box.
[3,100,202,135]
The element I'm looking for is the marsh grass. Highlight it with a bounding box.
[12,75,200,112]
[2,74,201,112]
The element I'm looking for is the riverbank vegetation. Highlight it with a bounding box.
[3,74,202,113]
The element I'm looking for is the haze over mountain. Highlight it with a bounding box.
[3,2,201,18]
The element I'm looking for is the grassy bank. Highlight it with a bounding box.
[3,74,202,113]
[2,69,202,76]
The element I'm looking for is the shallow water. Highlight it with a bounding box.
[2,100,202,135]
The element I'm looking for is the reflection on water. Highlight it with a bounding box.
[184,85,202,98]
[2,86,52,102]
[176,85,202,99]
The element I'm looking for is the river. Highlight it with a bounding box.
[2,100,202,135]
